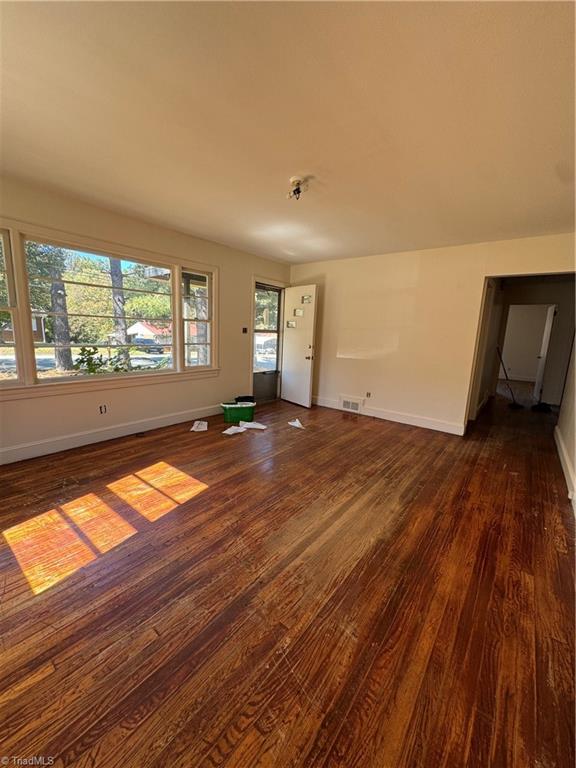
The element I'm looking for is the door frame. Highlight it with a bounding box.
[466,277,499,421]
[465,271,575,426]
[533,304,557,401]
[249,274,288,397]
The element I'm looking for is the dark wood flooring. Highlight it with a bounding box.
[0,397,573,767]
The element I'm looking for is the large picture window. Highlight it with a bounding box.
[0,228,217,390]
[24,240,174,379]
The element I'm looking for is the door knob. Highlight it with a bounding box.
[305,355,312,360]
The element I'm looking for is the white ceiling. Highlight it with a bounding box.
[1,2,573,263]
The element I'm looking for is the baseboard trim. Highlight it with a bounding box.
[312,396,465,436]
[554,425,575,506]
[312,396,340,410]
[0,404,222,464]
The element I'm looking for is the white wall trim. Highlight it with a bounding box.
[554,425,575,505]
[0,368,220,401]
[0,403,222,465]
[312,396,465,436]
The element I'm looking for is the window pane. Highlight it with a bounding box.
[255,288,279,331]
[34,344,173,379]
[123,292,172,320]
[25,240,174,379]
[182,272,207,290]
[29,286,173,323]
[182,289,209,320]
[126,319,172,349]
[253,333,278,372]
[182,270,211,368]
[185,344,210,367]
[0,310,18,380]
[184,320,210,345]
[0,272,8,306]
[25,243,171,293]
[183,293,209,321]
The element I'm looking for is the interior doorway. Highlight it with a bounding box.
[499,303,557,404]
[468,273,575,422]
[252,283,282,402]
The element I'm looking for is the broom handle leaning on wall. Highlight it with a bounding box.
[496,346,519,403]
[496,346,513,383]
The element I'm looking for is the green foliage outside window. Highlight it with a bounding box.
[25,241,174,376]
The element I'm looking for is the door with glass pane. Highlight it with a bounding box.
[253,283,281,402]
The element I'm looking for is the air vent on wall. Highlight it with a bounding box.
[340,396,364,413]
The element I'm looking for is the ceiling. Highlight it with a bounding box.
[1,2,574,263]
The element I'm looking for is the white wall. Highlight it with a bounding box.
[500,304,550,381]
[0,177,290,462]
[555,343,575,506]
[290,234,574,435]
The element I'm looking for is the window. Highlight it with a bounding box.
[0,227,217,391]
[24,240,173,379]
[253,284,281,373]
[182,270,211,367]
[0,230,18,381]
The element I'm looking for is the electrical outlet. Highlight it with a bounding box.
[98,404,107,415]
[366,392,371,398]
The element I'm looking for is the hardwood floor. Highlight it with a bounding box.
[0,397,573,767]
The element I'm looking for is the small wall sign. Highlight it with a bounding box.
[301,295,312,304]
[294,308,304,317]
[287,320,297,328]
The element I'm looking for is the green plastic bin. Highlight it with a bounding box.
[221,402,256,423]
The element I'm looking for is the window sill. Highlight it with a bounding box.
[0,367,220,401]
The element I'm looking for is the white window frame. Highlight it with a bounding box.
[181,268,213,371]
[0,228,26,386]
[0,218,219,400]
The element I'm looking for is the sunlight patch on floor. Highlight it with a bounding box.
[135,462,209,504]
[61,493,137,553]
[107,475,178,521]
[3,463,208,594]
[3,510,96,595]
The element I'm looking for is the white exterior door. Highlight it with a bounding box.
[281,285,317,407]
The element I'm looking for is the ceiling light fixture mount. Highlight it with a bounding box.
[288,176,305,201]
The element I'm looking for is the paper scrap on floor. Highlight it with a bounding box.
[239,421,267,430]
[222,425,247,435]
[288,418,305,429]
[190,421,208,432]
